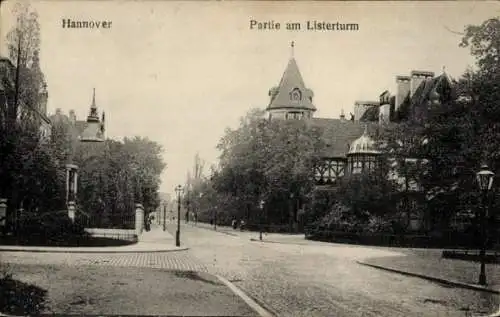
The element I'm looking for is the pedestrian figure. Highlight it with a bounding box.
[232,219,237,230]
[240,219,245,231]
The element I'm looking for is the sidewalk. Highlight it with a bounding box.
[191,222,242,237]
[0,225,187,253]
[193,222,313,242]
[359,249,500,294]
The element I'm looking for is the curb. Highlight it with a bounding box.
[191,224,239,237]
[249,238,309,246]
[357,261,500,295]
[0,246,189,254]
[215,274,275,317]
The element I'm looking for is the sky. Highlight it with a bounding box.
[1,1,499,197]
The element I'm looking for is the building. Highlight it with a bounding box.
[49,88,106,213]
[0,52,52,141]
[49,88,106,153]
[265,45,382,187]
[265,44,458,231]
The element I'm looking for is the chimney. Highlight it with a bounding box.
[395,75,410,112]
[410,70,434,97]
[379,91,391,124]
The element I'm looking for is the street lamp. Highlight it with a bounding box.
[196,193,203,226]
[259,199,265,241]
[162,203,167,231]
[213,205,217,231]
[476,164,495,286]
[289,192,295,233]
[175,185,183,247]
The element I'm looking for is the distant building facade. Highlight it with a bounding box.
[49,88,106,153]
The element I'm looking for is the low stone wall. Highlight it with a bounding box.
[84,228,137,242]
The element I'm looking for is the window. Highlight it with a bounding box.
[290,88,302,102]
[314,165,325,182]
[352,160,362,174]
[286,112,303,120]
[366,156,376,170]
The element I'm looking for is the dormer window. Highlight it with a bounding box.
[290,88,302,102]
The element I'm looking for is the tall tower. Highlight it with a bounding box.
[267,42,316,120]
[80,88,105,142]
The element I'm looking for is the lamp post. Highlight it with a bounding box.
[163,203,166,231]
[259,199,265,241]
[175,185,183,247]
[289,192,295,233]
[197,193,203,226]
[214,205,217,231]
[476,164,494,286]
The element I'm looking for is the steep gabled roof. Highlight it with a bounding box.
[360,106,379,122]
[311,118,381,158]
[395,71,456,122]
[267,58,316,111]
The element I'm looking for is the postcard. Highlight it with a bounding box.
[1,1,499,316]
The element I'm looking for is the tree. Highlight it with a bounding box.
[380,17,500,231]
[6,2,41,126]
[75,137,166,228]
[212,109,325,227]
[0,4,63,233]
[336,161,398,222]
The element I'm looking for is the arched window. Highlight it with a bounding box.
[290,88,302,101]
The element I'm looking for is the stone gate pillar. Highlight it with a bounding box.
[68,201,76,222]
[0,198,7,229]
[66,164,79,222]
[135,203,144,235]
[65,164,79,203]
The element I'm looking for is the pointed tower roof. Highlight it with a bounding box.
[267,43,315,111]
[87,88,100,123]
[81,88,104,142]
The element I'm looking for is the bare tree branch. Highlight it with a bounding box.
[444,25,465,36]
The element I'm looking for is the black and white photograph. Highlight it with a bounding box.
[1,1,500,316]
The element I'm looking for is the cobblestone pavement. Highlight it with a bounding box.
[180,223,500,317]
[0,249,207,272]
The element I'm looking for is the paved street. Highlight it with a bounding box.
[1,223,500,316]
[180,223,500,317]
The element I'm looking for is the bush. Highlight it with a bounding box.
[13,211,90,246]
[0,272,47,315]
